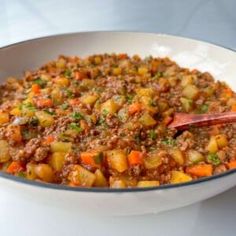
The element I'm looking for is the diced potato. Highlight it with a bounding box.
[138,67,148,75]
[136,88,154,97]
[80,79,95,89]
[206,136,218,153]
[94,56,102,65]
[181,75,193,87]
[0,140,11,163]
[137,180,159,187]
[144,152,162,169]
[215,134,228,148]
[50,141,72,153]
[112,95,126,107]
[26,163,37,180]
[157,100,169,112]
[170,171,192,184]
[35,111,54,127]
[182,84,199,100]
[118,108,129,122]
[68,165,96,187]
[110,179,127,188]
[101,99,119,115]
[10,107,21,116]
[80,94,98,105]
[0,112,9,124]
[51,88,63,105]
[169,148,184,165]
[49,152,66,171]
[34,164,54,182]
[56,58,66,69]
[107,149,128,173]
[6,125,22,143]
[180,97,192,112]
[187,149,204,164]
[55,77,70,87]
[139,96,158,114]
[112,67,122,76]
[139,113,157,127]
[94,169,108,187]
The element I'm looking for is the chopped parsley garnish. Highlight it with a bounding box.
[20,102,36,111]
[149,130,157,140]
[161,138,177,146]
[94,152,104,164]
[69,122,83,133]
[29,117,39,126]
[44,109,55,115]
[102,109,109,116]
[61,103,69,110]
[134,133,141,144]
[33,77,47,88]
[64,69,72,78]
[17,171,26,178]
[148,99,156,107]
[65,89,74,98]
[126,94,134,104]
[71,112,84,121]
[207,153,221,165]
[198,104,209,114]
[153,71,163,79]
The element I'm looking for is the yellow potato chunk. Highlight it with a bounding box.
[107,149,128,173]
[35,111,54,127]
[137,181,160,187]
[0,140,11,163]
[101,99,119,115]
[139,113,157,127]
[215,134,228,148]
[68,165,96,187]
[49,152,66,171]
[34,164,54,182]
[169,148,184,165]
[94,169,108,187]
[206,136,218,153]
[50,141,72,153]
[182,84,199,100]
[0,112,9,124]
[170,171,192,184]
[80,94,98,106]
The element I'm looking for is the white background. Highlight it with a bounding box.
[0,1,236,235]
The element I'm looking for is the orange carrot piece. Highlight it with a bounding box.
[43,135,55,145]
[80,152,101,168]
[128,103,142,115]
[227,160,236,169]
[186,164,213,177]
[36,98,53,108]
[128,150,144,165]
[6,125,22,143]
[80,120,89,133]
[31,84,41,94]
[69,98,80,106]
[162,116,173,126]
[231,104,236,112]
[223,88,233,98]
[7,161,23,174]
[118,53,128,59]
[74,71,87,80]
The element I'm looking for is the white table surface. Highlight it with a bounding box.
[0,1,236,235]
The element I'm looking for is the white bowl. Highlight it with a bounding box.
[0,32,236,216]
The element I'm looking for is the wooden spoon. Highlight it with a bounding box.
[168,112,236,130]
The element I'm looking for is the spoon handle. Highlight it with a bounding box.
[168,112,236,130]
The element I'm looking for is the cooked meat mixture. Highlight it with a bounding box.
[0,54,236,188]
